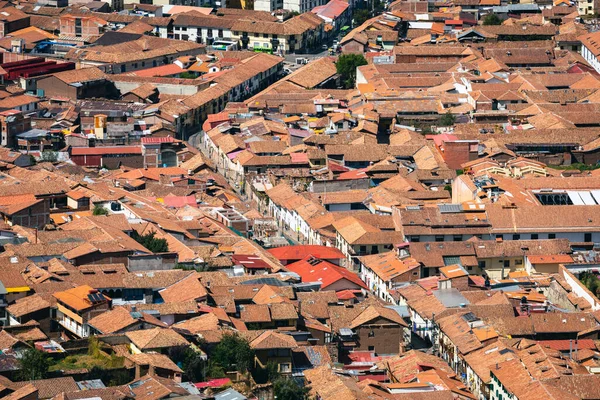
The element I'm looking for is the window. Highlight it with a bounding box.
[453,235,462,242]
[515,259,523,266]
[531,234,538,240]
[496,234,503,240]
[479,261,486,269]
[549,234,556,239]
[263,33,268,38]
[585,233,592,242]
[435,235,444,242]
[410,236,420,242]
[512,234,520,240]
[368,346,374,351]
[279,363,291,373]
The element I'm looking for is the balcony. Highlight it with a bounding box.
[59,318,86,338]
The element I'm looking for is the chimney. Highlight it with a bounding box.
[569,339,573,360]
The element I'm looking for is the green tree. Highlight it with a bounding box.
[88,336,102,358]
[210,333,254,373]
[178,71,197,79]
[483,13,501,25]
[440,110,456,126]
[131,230,169,253]
[273,378,310,400]
[444,184,452,197]
[92,204,109,216]
[580,271,600,295]
[353,9,370,26]
[19,348,51,380]
[336,53,368,89]
[168,346,205,382]
[206,361,226,378]
[40,151,58,163]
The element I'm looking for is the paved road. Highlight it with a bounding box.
[283,49,331,63]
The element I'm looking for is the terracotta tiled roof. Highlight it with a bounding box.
[12,377,78,399]
[270,303,298,321]
[249,330,297,349]
[359,251,420,282]
[349,305,407,329]
[88,306,149,334]
[172,313,220,335]
[126,328,189,350]
[240,304,271,323]
[159,273,207,303]
[7,294,50,318]
[129,353,183,373]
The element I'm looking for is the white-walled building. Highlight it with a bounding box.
[579,31,600,73]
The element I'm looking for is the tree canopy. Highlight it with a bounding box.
[353,9,370,26]
[92,204,109,216]
[336,54,368,89]
[274,378,310,400]
[19,348,51,380]
[132,230,169,253]
[580,271,600,296]
[483,13,501,25]
[210,333,254,373]
[440,110,456,126]
[168,346,205,382]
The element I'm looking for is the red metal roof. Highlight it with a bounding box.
[527,255,574,264]
[70,146,142,155]
[336,289,358,300]
[337,168,368,180]
[286,256,366,290]
[161,195,197,208]
[132,63,184,77]
[141,136,176,144]
[357,374,388,382]
[538,339,596,351]
[231,254,271,270]
[290,153,309,164]
[328,161,349,172]
[194,378,231,389]
[268,245,345,261]
[312,0,349,19]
